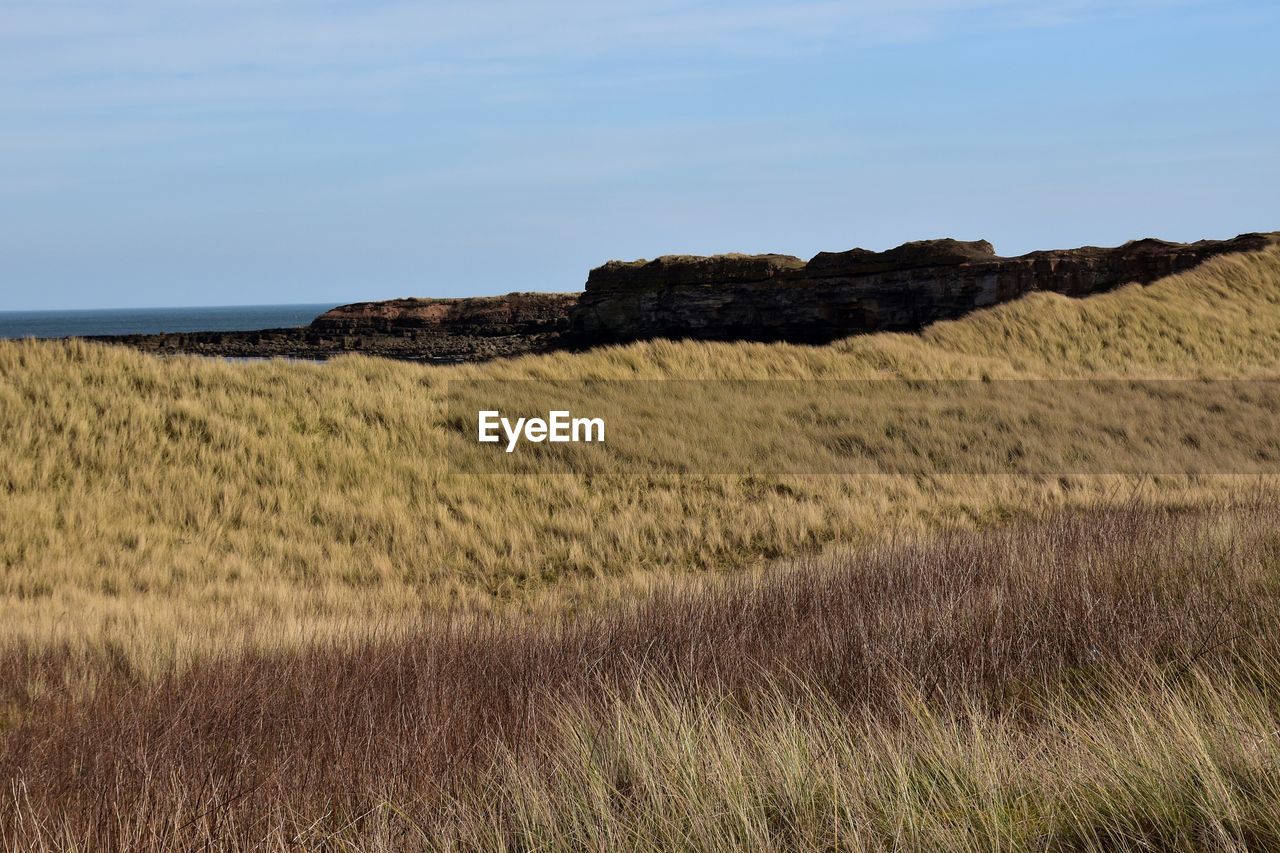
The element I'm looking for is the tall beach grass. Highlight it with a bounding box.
[3,501,1279,850]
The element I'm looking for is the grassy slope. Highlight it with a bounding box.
[6,502,1280,850]
[1,248,1279,666]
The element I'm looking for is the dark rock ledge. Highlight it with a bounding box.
[87,293,578,363]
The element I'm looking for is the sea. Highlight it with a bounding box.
[0,304,341,340]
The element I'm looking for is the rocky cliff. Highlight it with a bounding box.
[87,232,1278,362]
[570,232,1280,344]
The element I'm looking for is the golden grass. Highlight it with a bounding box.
[6,501,1280,850]
[447,671,1280,852]
[2,248,1279,668]
[19,676,1280,851]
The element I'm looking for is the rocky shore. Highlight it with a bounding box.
[89,293,578,362]
[86,232,1278,362]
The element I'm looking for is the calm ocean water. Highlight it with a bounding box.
[0,304,341,339]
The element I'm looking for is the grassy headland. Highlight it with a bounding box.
[2,248,1280,849]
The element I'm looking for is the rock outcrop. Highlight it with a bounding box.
[93,293,578,363]
[311,292,576,336]
[570,232,1280,344]
[88,232,1278,362]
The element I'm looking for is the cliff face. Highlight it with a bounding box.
[570,233,1280,344]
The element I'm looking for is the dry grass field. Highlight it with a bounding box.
[2,248,1280,849]
[2,249,1279,670]
[5,502,1280,849]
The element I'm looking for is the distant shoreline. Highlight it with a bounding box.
[0,300,570,363]
[0,304,341,340]
[77,325,561,363]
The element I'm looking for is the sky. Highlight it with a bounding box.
[1,0,1277,310]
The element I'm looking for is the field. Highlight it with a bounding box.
[6,503,1280,849]
[3,248,1280,849]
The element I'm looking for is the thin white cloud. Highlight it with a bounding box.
[0,0,1214,172]
[0,0,1202,93]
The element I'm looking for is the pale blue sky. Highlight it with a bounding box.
[1,0,1277,310]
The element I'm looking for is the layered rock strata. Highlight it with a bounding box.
[569,232,1280,344]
